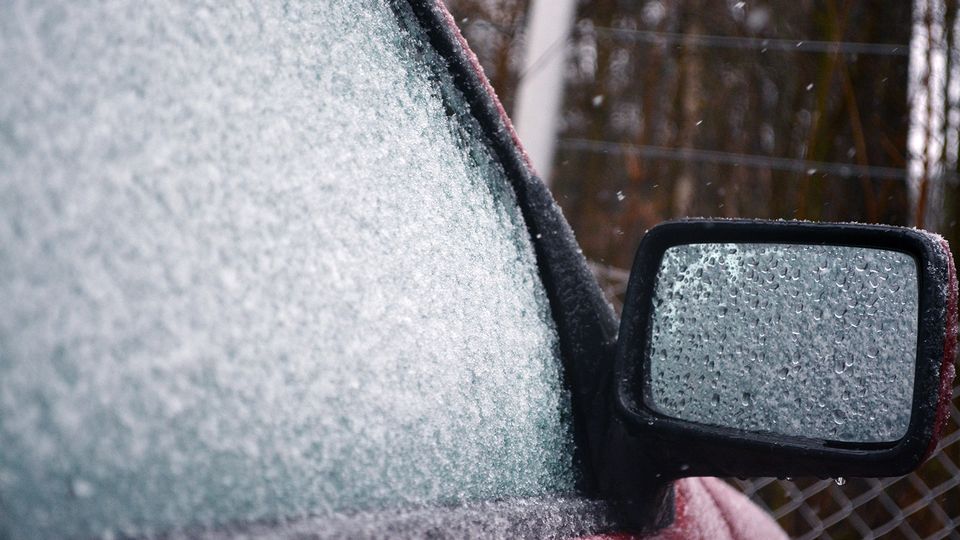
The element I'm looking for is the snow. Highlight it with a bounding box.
[648,243,918,443]
[0,0,575,537]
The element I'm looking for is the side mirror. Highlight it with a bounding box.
[614,220,958,480]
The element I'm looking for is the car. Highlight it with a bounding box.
[0,1,955,538]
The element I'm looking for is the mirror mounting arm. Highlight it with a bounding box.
[584,366,678,533]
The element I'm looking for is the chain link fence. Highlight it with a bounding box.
[590,262,960,539]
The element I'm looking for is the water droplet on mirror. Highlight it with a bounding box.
[834,357,848,374]
[847,314,860,328]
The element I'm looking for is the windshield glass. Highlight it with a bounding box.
[0,1,575,537]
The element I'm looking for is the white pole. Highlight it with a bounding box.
[513,0,577,186]
[908,0,947,228]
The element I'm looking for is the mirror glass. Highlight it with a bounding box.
[646,243,918,443]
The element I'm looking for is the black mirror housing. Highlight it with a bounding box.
[613,219,958,480]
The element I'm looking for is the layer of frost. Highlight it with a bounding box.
[648,243,918,443]
[0,0,575,537]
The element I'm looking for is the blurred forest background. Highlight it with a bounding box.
[447,0,958,307]
[444,1,960,538]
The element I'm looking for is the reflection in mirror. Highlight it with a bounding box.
[646,243,918,443]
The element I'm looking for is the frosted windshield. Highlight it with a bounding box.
[647,243,918,443]
[0,1,574,537]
